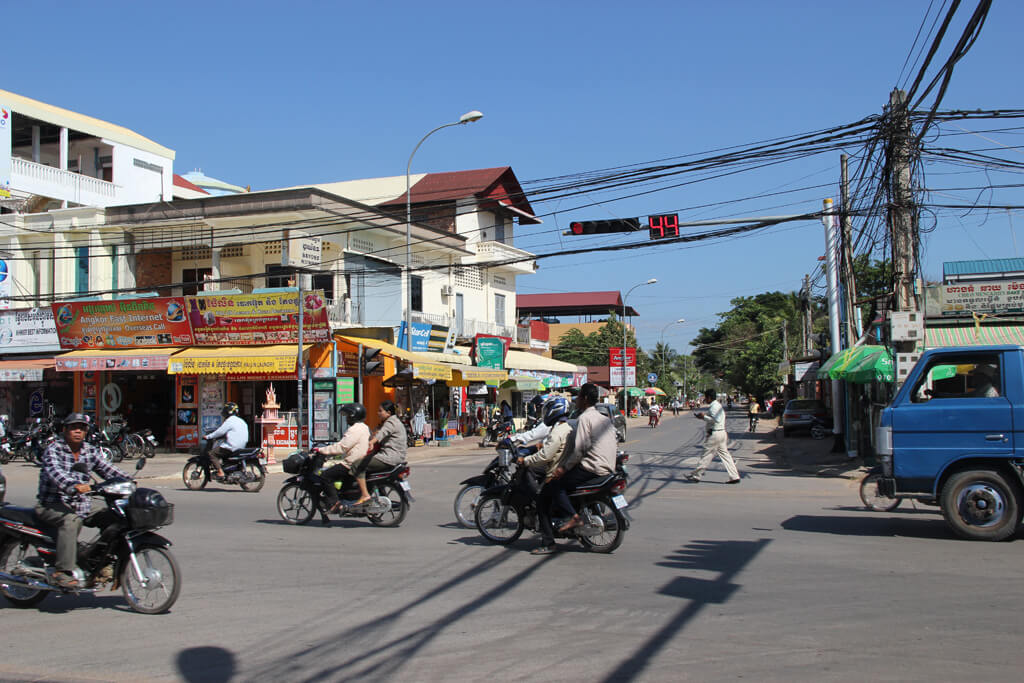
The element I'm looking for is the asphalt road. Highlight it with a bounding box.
[2,410,1024,682]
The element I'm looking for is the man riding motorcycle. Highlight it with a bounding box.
[313,403,372,513]
[35,413,128,589]
[203,402,248,481]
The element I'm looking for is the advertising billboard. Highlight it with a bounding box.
[186,290,329,344]
[52,298,193,349]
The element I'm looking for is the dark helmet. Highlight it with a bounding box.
[221,402,239,418]
[541,396,570,426]
[339,402,366,422]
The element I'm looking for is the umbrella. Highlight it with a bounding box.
[622,387,645,397]
[645,387,666,396]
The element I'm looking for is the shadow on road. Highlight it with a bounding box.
[602,538,771,682]
[177,646,237,682]
[781,514,952,539]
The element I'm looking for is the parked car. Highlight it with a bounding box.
[782,399,829,436]
[594,403,627,442]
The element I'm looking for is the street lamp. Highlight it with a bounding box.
[404,110,484,350]
[621,278,657,407]
[659,318,685,381]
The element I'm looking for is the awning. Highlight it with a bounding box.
[337,335,435,364]
[167,345,310,375]
[56,348,181,372]
[0,357,54,381]
[817,345,893,383]
[501,376,545,391]
[504,350,580,373]
[926,324,1024,348]
[621,387,645,397]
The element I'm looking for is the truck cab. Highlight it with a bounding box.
[877,345,1024,541]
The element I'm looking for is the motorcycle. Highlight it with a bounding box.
[480,413,514,447]
[474,446,631,553]
[648,408,661,428]
[87,421,127,463]
[453,438,523,528]
[182,439,267,492]
[748,412,759,433]
[276,450,411,527]
[126,427,159,459]
[0,457,181,614]
[6,418,57,466]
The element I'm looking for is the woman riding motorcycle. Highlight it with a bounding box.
[313,403,372,513]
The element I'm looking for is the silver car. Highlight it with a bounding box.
[782,399,828,436]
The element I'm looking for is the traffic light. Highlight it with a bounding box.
[568,218,641,235]
[361,347,383,375]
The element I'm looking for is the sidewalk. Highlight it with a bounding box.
[745,415,866,481]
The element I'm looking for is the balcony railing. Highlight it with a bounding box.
[11,157,118,205]
[412,311,513,340]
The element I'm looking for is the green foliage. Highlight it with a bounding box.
[551,312,653,380]
[852,255,893,320]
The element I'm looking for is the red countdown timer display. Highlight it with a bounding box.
[648,214,680,240]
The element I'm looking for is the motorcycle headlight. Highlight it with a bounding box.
[101,480,136,497]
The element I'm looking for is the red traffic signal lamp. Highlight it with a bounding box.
[568,218,641,235]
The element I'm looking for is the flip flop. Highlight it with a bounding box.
[530,545,557,555]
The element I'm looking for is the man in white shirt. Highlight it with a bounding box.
[687,389,740,484]
[204,402,249,480]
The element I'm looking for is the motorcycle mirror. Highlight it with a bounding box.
[71,462,89,474]
[135,458,146,471]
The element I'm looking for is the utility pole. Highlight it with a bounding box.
[840,153,860,346]
[801,274,812,356]
[888,89,918,317]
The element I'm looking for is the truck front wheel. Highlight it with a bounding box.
[941,469,1021,541]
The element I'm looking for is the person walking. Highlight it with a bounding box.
[686,388,740,484]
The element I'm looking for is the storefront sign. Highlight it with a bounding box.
[56,353,175,371]
[186,290,329,344]
[396,321,451,352]
[794,361,819,382]
[0,368,43,381]
[0,260,9,310]
[282,234,322,269]
[475,336,506,369]
[412,362,453,381]
[169,354,296,375]
[52,298,192,349]
[0,308,59,351]
[336,377,355,403]
[925,281,1024,318]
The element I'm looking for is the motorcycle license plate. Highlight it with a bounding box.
[612,494,628,510]
[399,480,411,492]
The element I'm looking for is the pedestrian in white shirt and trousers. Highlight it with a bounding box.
[687,388,740,484]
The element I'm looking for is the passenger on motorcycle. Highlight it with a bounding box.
[313,403,372,513]
[358,401,408,506]
[535,383,617,555]
[748,396,760,430]
[35,413,128,589]
[516,396,572,495]
[512,395,553,447]
[203,402,248,481]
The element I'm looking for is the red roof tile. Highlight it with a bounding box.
[517,291,640,317]
[382,167,539,224]
[173,174,208,194]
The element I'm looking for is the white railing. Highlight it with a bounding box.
[411,311,514,340]
[475,240,535,261]
[11,157,117,203]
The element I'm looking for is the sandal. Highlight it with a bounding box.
[52,571,79,589]
[530,545,557,555]
[557,515,582,533]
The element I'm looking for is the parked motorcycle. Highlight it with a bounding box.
[276,450,411,527]
[474,446,631,553]
[7,418,57,466]
[87,421,127,463]
[0,457,181,614]
[453,439,522,528]
[182,439,267,492]
[480,414,514,447]
[126,428,159,459]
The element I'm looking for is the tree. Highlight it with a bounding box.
[552,312,653,392]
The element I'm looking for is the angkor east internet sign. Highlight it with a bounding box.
[924,281,1024,318]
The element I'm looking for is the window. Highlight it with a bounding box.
[182,268,212,296]
[75,247,89,293]
[494,293,506,325]
[265,265,292,288]
[312,272,334,300]
[911,355,1001,402]
[410,275,423,312]
[494,215,506,244]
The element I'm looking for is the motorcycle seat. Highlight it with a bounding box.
[366,462,407,481]
[230,447,263,458]
[0,505,57,536]
[568,473,615,494]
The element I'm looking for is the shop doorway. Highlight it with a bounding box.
[111,373,175,446]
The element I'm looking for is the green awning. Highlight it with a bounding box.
[926,324,1024,348]
[842,348,895,384]
[501,376,544,391]
[620,387,646,397]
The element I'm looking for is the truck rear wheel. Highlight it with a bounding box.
[941,469,1021,541]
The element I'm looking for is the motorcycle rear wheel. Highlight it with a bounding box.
[110,444,125,463]
[182,461,209,490]
[474,494,524,545]
[0,448,12,465]
[577,498,626,553]
[277,484,315,525]
[121,546,181,614]
[124,433,145,460]
[0,541,48,607]
[367,483,408,527]
[239,462,266,493]
[453,484,484,529]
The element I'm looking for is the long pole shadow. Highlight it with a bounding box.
[602,538,771,682]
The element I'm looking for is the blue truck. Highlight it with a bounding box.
[876,345,1024,541]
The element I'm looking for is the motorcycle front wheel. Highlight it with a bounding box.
[121,546,181,614]
[577,498,626,554]
[859,472,901,512]
[239,462,266,493]
[453,484,484,529]
[182,461,209,490]
[367,483,408,527]
[0,540,47,608]
[474,494,524,545]
[277,484,315,525]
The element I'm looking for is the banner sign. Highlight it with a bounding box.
[282,234,322,269]
[0,308,60,352]
[52,298,193,349]
[924,281,1024,318]
[186,290,329,344]
[0,102,11,199]
[168,353,297,375]
[0,259,9,309]
[56,353,174,372]
[474,335,508,369]
[396,321,451,352]
[609,347,637,368]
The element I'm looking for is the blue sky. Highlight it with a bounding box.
[5,1,1021,353]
